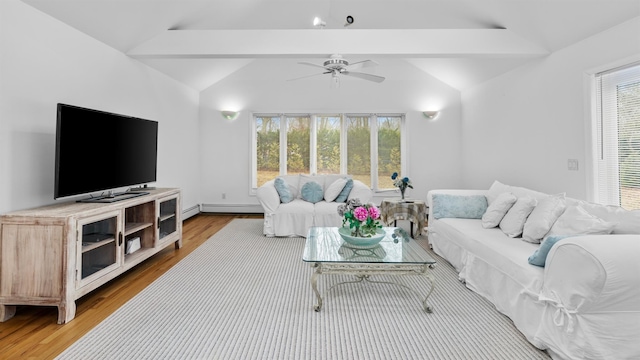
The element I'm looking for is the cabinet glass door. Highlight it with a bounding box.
[77,211,121,288]
[158,197,178,241]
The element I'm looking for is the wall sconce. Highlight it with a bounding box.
[221,110,239,120]
[313,16,326,28]
[422,111,439,120]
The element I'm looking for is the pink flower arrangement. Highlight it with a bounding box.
[353,206,369,221]
[337,198,382,237]
[369,206,381,220]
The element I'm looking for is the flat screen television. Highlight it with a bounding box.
[54,103,158,202]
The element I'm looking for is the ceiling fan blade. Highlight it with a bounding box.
[347,59,378,69]
[298,61,329,70]
[342,71,385,83]
[287,72,329,81]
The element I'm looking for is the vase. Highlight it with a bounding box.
[400,187,406,200]
[338,227,386,249]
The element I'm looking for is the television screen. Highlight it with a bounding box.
[54,103,158,200]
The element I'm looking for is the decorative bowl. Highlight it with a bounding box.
[338,227,386,249]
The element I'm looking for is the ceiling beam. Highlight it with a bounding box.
[127,29,548,59]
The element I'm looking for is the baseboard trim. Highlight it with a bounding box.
[183,204,201,220]
[201,203,263,214]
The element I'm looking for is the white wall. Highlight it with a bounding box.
[0,0,201,214]
[199,58,463,210]
[461,17,640,199]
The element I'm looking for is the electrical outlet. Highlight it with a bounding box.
[568,159,579,171]
[222,193,226,199]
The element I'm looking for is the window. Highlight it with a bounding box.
[316,115,341,174]
[377,115,403,189]
[593,62,640,210]
[252,113,406,191]
[345,115,371,186]
[286,115,310,174]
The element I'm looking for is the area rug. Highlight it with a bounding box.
[57,219,550,360]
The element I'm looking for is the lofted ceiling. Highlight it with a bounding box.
[21,0,640,91]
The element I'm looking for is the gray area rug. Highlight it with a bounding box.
[57,219,550,360]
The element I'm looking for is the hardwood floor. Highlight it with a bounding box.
[0,213,262,360]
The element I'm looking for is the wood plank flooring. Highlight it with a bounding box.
[0,213,262,360]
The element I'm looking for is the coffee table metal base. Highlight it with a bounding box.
[310,262,435,312]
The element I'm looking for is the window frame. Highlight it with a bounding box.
[586,57,640,207]
[250,112,407,195]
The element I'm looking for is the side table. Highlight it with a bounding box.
[380,199,428,238]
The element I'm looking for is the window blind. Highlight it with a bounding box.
[595,62,640,209]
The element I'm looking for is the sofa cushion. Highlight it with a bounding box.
[528,235,571,267]
[487,180,548,204]
[545,205,616,239]
[499,196,537,237]
[272,199,315,237]
[432,194,488,219]
[301,181,324,203]
[324,177,348,202]
[335,179,354,202]
[482,192,517,228]
[274,177,294,203]
[278,174,301,198]
[522,193,567,244]
[432,218,544,293]
[324,174,351,189]
[566,198,640,234]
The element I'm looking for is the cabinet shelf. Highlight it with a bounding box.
[124,247,155,264]
[125,222,153,236]
[81,237,116,253]
[159,213,175,222]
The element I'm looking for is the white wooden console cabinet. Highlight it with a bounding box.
[0,188,182,324]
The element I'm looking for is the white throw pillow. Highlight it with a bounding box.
[499,196,537,238]
[566,198,640,234]
[522,193,567,244]
[486,180,512,204]
[545,205,616,239]
[324,177,348,202]
[482,192,517,228]
[486,180,548,204]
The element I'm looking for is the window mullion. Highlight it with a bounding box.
[340,114,347,174]
[310,115,317,174]
[279,114,287,175]
[371,114,379,191]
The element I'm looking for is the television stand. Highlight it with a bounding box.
[0,188,182,324]
[78,191,149,203]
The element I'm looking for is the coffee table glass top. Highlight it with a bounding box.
[303,227,435,264]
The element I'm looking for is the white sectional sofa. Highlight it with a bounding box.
[427,181,640,360]
[257,174,373,237]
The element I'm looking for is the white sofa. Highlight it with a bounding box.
[427,181,640,360]
[257,174,373,237]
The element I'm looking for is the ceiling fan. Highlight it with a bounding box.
[288,54,385,88]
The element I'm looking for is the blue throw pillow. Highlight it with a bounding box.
[528,235,571,267]
[274,177,293,203]
[432,194,488,219]
[334,179,354,202]
[301,181,324,203]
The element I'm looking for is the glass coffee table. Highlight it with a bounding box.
[303,227,436,312]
